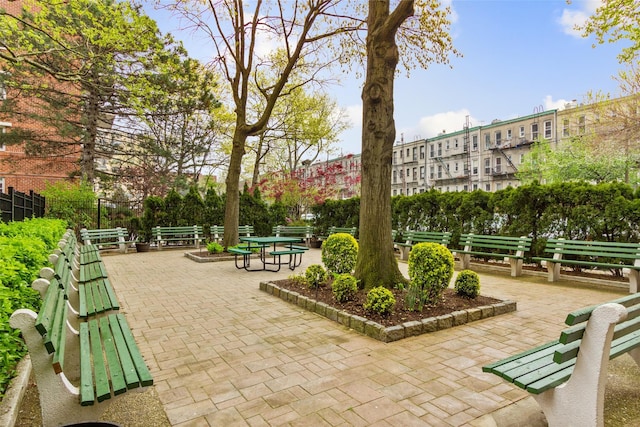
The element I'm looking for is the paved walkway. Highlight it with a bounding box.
[102,248,631,426]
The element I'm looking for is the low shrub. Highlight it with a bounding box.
[207,241,224,254]
[287,273,307,286]
[364,286,396,315]
[305,264,327,288]
[455,270,480,298]
[331,274,358,303]
[321,233,358,275]
[407,242,454,310]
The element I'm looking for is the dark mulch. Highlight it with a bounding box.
[271,277,502,328]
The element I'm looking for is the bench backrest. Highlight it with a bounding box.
[543,238,640,262]
[153,225,203,236]
[554,293,640,364]
[34,280,68,373]
[272,225,313,238]
[80,227,128,245]
[460,234,531,253]
[404,230,452,246]
[210,225,254,239]
[327,226,357,236]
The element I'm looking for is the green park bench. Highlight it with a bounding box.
[455,234,532,277]
[394,230,452,260]
[153,225,204,250]
[210,225,254,243]
[482,293,640,426]
[10,234,153,426]
[80,227,137,253]
[272,225,313,247]
[533,238,640,293]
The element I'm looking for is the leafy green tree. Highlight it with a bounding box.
[0,0,178,183]
[578,0,640,64]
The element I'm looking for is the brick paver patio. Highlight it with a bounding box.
[102,248,630,426]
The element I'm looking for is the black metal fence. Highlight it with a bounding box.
[44,197,143,231]
[0,187,46,222]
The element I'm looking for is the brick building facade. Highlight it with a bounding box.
[0,0,80,194]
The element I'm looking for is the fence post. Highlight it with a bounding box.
[97,198,102,229]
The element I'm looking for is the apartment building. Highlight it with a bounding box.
[391,109,558,196]
[298,153,362,200]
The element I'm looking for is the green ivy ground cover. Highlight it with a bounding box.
[0,218,66,399]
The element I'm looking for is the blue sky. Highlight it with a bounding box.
[143,1,627,156]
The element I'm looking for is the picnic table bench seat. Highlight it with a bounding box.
[482,292,640,426]
[455,233,532,277]
[80,227,136,253]
[10,262,152,426]
[153,225,203,250]
[394,230,452,260]
[532,238,640,293]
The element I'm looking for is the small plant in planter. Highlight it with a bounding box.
[454,270,480,298]
[135,230,152,252]
[321,233,358,275]
[331,273,358,303]
[406,242,454,310]
[305,264,327,288]
[207,241,224,254]
[364,286,396,315]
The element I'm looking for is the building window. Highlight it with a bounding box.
[496,183,503,191]
[430,144,435,158]
[445,140,450,150]
[495,157,502,173]
[484,134,491,149]
[412,147,417,161]
[531,123,539,140]
[406,148,410,158]
[419,145,425,159]
[437,142,442,156]
[519,126,525,138]
[430,166,435,179]
[0,177,4,193]
[544,120,552,139]
[454,138,458,148]
[473,183,478,190]
[393,151,397,164]
[507,129,512,140]
[406,168,410,177]
[472,135,478,151]
[472,160,478,175]
[393,189,397,196]
[392,170,397,183]
[563,119,570,137]
[484,158,490,174]
[419,166,425,179]
[485,183,491,191]
[412,167,417,181]
[0,123,9,151]
[437,165,442,179]
[454,162,459,172]
[495,131,502,145]
[578,115,586,134]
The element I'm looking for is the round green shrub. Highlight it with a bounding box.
[454,270,480,298]
[305,264,328,288]
[364,286,396,315]
[407,242,454,309]
[331,274,358,303]
[321,233,358,275]
[207,241,224,254]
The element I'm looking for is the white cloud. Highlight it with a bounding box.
[408,109,476,140]
[559,0,601,38]
[543,95,574,111]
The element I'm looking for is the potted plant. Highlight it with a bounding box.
[135,230,151,252]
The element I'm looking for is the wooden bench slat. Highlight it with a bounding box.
[88,319,111,402]
[79,283,89,318]
[108,314,141,389]
[482,340,560,374]
[35,281,61,336]
[51,303,68,374]
[524,364,575,395]
[99,316,127,396]
[45,293,67,355]
[491,344,562,382]
[564,293,640,325]
[115,314,153,387]
[79,322,95,406]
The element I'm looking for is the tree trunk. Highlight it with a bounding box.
[354,0,413,291]
[223,127,248,248]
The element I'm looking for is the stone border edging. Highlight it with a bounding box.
[260,281,517,343]
[0,354,32,427]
